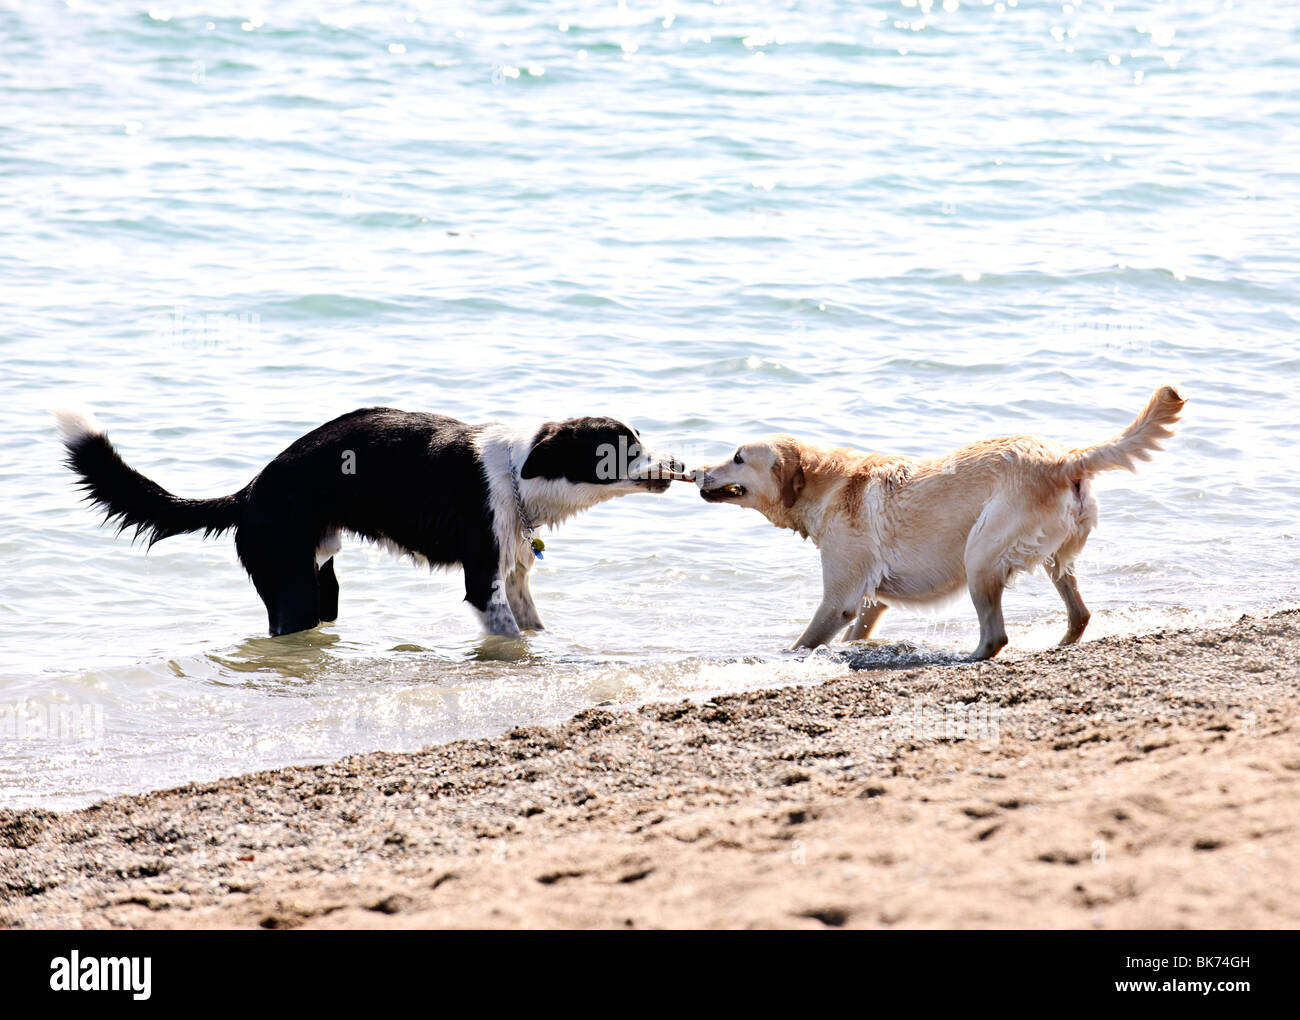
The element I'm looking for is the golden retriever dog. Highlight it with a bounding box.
[692,385,1185,659]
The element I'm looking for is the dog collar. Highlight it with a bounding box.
[506,447,546,560]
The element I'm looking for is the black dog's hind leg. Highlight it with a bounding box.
[317,556,340,623]
[238,527,322,636]
[257,564,321,636]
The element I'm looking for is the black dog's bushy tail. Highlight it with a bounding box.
[54,409,249,547]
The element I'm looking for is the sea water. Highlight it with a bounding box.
[1,0,1296,808]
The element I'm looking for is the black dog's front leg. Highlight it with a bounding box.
[505,562,544,631]
[464,558,522,638]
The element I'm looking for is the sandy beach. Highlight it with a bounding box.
[4,610,1298,930]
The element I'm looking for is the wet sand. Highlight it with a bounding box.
[3,610,1299,929]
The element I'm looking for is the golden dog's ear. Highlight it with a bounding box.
[775,442,805,508]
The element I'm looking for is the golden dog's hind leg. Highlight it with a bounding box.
[844,600,888,642]
[1050,570,1091,645]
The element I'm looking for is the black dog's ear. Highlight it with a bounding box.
[520,422,565,480]
[520,416,635,484]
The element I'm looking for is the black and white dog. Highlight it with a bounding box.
[55,407,684,637]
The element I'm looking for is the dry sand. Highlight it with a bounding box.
[3,610,1299,929]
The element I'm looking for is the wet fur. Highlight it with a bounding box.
[695,386,1186,659]
[55,407,679,638]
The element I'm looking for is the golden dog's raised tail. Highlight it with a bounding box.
[1061,384,1186,477]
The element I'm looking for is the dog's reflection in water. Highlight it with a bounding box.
[208,629,344,684]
